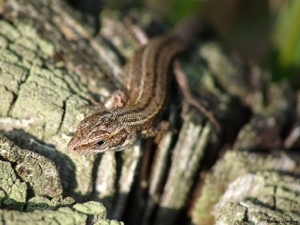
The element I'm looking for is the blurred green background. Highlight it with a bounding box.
[70,0,300,83]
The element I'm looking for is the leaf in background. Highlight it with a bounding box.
[272,0,300,81]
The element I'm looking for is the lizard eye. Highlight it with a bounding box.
[95,140,106,148]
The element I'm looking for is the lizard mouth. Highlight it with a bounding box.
[67,135,81,153]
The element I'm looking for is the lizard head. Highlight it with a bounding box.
[67,111,137,154]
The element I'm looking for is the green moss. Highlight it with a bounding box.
[0,21,20,41]
[73,201,107,216]
[191,150,296,223]
[0,161,27,210]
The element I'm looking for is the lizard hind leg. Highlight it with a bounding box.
[173,59,221,132]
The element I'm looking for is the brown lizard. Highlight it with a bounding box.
[67,15,219,154]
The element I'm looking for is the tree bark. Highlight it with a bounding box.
[0,0,299,225]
